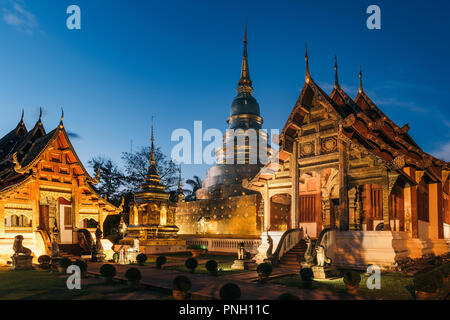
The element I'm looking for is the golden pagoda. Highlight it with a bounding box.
[125,121,185,254]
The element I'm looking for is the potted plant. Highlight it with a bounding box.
[37,255,51,270]
[256,263,273,283]
[112,252,120,264]
[125,267,141,290]
[343,270,361,295]
[57,257,72,274]
[219,283,241,300]
[187,244,206,258]
[206,260,218,276]
[156,255,167,269]
[136,253,147,266]
[185,258,198,273]
[173,275,191,300]
[300,267,314,289]
[100,263,117,284]
[73,259,88,278]
[414,270,444,300]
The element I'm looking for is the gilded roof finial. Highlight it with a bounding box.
[59,108,64,127]
[334,54,340,88]
[39,107,42,122]
[359,65,363,93]
[20,109,24,123]
[237,24,253,95]
[150,115,156,165]
[305,42,310,82]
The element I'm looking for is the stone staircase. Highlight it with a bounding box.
[277,239,307,271]
[58,244,83,260]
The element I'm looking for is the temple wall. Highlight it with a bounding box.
[444,223,450,239]
[176,194,262,237]
[325,230,450,270]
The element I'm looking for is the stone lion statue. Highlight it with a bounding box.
[315,245,331,267]
[13,235,32,256]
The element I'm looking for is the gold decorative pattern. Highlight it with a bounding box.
[320,136,337,154]
[301,142,315,157]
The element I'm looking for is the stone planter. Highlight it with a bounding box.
[188,249,204,258]
[415,289,440,300]
[39,263,50,270]
[11,255,33,271]
[258,274,269,283]
[345,284,359,295]
[57,266,67,274]
[128,280,140,290]
[173,289,188,300]
[102,276,114,284]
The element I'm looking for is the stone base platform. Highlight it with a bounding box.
[11,255,33,270]
[312,266,339,279]
[231,259,255,270]
[139,239,186,254]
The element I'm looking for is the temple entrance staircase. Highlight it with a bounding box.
[277,239,307,271]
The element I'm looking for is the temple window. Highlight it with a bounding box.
[8,214,32,227]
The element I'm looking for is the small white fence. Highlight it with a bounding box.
[185,237,262,255]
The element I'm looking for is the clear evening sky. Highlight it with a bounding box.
[0,0,449,184]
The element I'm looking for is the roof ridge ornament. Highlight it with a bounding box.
[334,54,340,88]
[305,42,311,83]
[20,109,24,123]
[59,108,64,128]
[358,65,364,93]
[39,107,43,122]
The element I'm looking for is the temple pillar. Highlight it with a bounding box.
[98,206,104,231]
[0,200,5,234]
[403,183,412,237]
[291,141,299,229]
[428,182,443,239]
[382,184,391,230]
[31,181,39,231]
[264,185,270,230]
[348,187,357,230]
[338,134,349,230]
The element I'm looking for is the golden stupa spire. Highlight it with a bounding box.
[305,42,311,83]
[237,23,253,95]
[177,165,184,202]
[150,115,156,166]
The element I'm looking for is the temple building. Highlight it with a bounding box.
[176,29,273,240]
[247,51,450,268]
[0,111,120,262]
[126,123,185,254]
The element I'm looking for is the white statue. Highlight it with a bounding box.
[315,245,331,267]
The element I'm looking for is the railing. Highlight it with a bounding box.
[271,228,303,265]
[185,237,262,255]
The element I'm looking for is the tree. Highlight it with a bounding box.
[121,146,178,194]
[185,176,202,201]
[88,157,125,206]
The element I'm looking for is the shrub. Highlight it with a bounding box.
[73,259,88,273]
[219,283,241,300]
[436,263,450,278]
[173,275,191,292]
[277,293,299,300]
[125,268,141,281]
[58,257,72,269]
[185,258,198,273]
[205,260,218,275]
[38,255,51,265]
[136,253,147,265]
[156,255,167,269]
[257,263,273,277]
[100,264,117,278]
[300,268,314,282]
[343,271,361,286]
[414,270,444,293]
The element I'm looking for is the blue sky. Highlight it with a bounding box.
[0,0,449,183]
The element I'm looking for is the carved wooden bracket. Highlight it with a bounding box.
[415,171,425,184]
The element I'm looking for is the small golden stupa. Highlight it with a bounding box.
[125,121,185,254]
